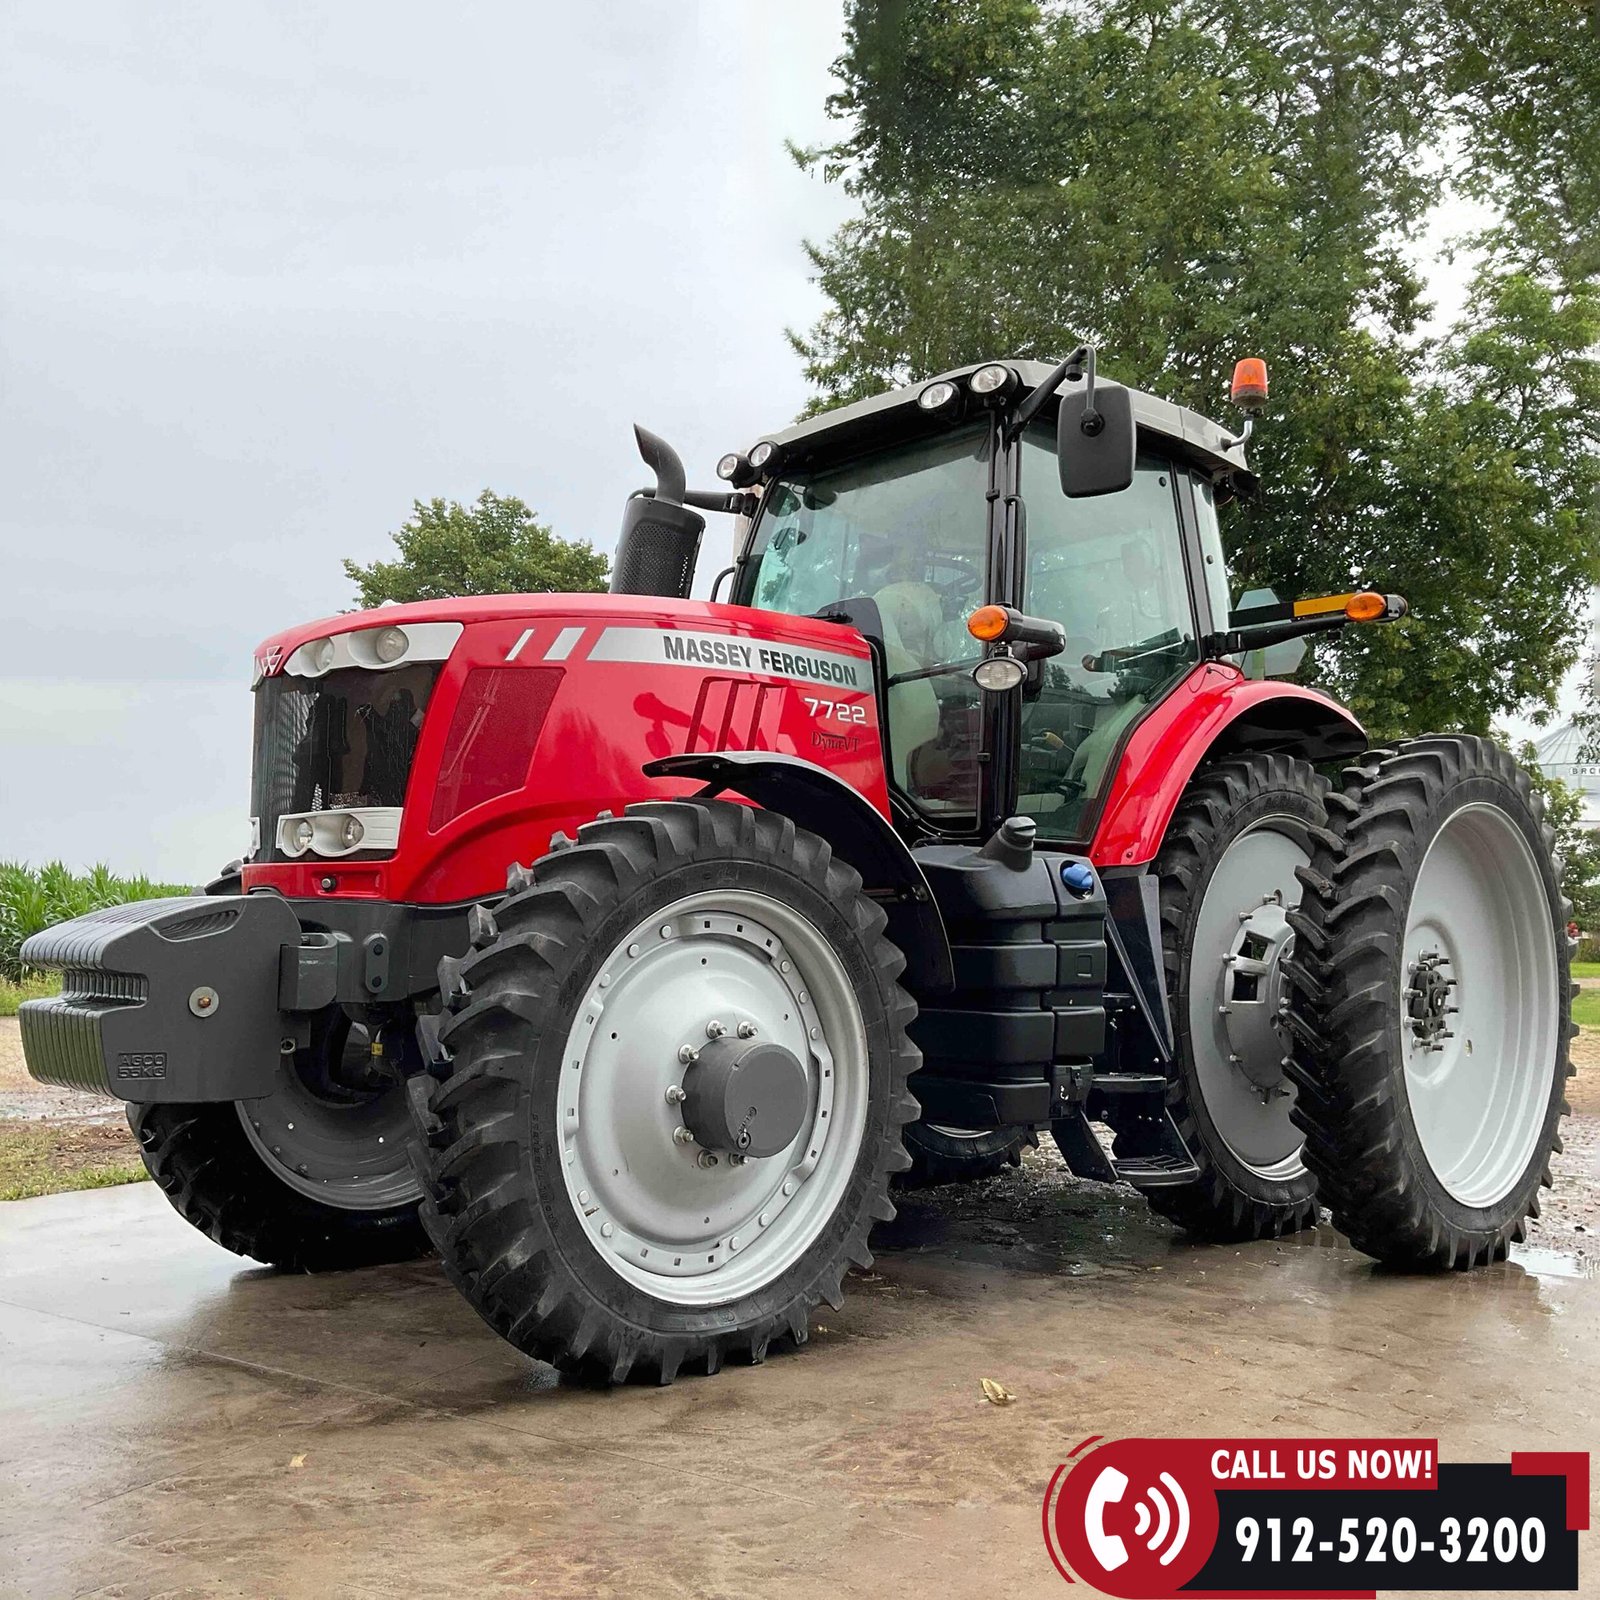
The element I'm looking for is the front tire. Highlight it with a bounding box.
[1286,737,1572,1267]
[408,801,920,1383]
[131,1078,429,1272]
[1130,754,1325,1240]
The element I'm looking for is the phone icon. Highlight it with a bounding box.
[1085,1465,1130,1571]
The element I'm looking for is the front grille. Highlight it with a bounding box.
[251,664,441,861]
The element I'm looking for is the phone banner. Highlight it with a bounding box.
[1041,1437,1586,1595]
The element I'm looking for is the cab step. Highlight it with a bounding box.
[1107,1106,1202,1189]
[1112,1149,1203,1188]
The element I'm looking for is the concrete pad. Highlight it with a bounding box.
[1,1160,1596,1599]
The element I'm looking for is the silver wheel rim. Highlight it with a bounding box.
[237,1021,420,1210]
[560,889,869,1307]
[1402,802,1557,1207]
[1189,816,1308,1178]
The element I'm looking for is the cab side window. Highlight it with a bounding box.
[1017,429,1198,838]
[743,427,992,819]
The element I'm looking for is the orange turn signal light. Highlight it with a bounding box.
[1344,591,1387,623]
[968,605,1010,642]
[1231,357,1269,409]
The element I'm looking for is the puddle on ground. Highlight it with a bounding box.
[1509,1244,1597,1280]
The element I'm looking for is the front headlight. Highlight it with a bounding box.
[291,819,315,852]
[372,626,408,664]
[340,815,365,849]
[304,636,335,674]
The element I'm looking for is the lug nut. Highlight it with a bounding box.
[673,1126,696,1145]
[665,1084,686,1105]
[706,1020,727,1039]
[736,1021,757,1039]
[677,1044,698,1065]
[696,1151,720,1169]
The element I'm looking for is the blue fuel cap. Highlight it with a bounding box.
[1060,861,1096,897]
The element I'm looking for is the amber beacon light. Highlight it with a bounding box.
[1230,358,1270,413]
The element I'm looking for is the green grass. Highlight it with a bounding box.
[1571,960,1600,980]
[0,974,59,1017]
[1571,988,1600,1031]
[0,1122,148,1201]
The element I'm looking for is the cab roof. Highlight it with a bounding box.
[760,359,1249,480]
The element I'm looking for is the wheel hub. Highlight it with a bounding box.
[1405,951,1456,1052]
[681,1034,809,1157]
[1219,894,1295,1094]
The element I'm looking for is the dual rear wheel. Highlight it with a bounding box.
[1147,740,1571,1267]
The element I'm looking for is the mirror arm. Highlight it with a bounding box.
[1204,614,1360,658]
[887,656,985,688]
[631,487,758,516]
[1007,344,1092,441]
[887,632,1062,690]
[1205,592,1409,659]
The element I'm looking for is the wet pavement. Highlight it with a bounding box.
[3,1139,1598,1600]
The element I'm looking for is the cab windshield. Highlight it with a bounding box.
[741,426,991,820]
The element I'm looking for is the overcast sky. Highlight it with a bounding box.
[0,4,1564,882]
[0,1,854,879]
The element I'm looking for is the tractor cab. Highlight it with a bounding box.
[722,358,1248,846]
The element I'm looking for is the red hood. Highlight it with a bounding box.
[252,593,815,677]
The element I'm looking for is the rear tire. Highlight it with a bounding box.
[896,1122,1039,1188]
[1130,754,1325,1241]
[408,800,920,1383]
[1286,737,1572,1268]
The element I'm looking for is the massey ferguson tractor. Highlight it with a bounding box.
[19,351,1574,1384]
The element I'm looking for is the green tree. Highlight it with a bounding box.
[1519,748,1600,931]
[792,0,1600,740]
[343,491,608,607]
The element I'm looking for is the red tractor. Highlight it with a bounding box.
[21,351,1574,1383]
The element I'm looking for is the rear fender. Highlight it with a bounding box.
[643,751,954,993]
[1090,664,1366,870]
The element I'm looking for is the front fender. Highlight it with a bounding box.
[1090,663,1366,870]
[643,750,954,993]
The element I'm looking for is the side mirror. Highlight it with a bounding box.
[1057,383,1135,498]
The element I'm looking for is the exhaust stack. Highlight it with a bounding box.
[610,424,705,599]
